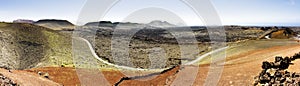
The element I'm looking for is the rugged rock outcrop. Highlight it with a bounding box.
[254,52,300,85]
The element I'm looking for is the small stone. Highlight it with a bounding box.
[44,73,50,79]
[229,81,233,84]
[38,71,43,75]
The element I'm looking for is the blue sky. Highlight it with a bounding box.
[0,0,299,26]
[212,0,300,26]
[0,0,85,23]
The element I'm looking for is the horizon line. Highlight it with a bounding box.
[2,19,300,27]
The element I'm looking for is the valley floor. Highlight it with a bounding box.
[2,39,300,86]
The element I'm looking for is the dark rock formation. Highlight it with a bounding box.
[254,52,300,85]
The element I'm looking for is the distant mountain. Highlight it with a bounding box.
[84,21,141,28]
[84,21,113,27]
[34,19,74,30]
[13,19,35,24]
[112,22,140,26]
[147,20,176,28]
[84,20,176,28]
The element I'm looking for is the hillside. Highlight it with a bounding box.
[0,22,72,69]
[269,28,295,39]
[257,27,296,39]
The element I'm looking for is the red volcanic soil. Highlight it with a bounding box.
[2,44,300,86]
[26,67,80,86]
[214,44,300,85]
[27,67,182,86]
[0,68,60,85]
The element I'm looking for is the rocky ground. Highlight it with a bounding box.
[89,25,269,69]
[0,73,17,86]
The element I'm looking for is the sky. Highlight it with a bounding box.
[0,0,299,26]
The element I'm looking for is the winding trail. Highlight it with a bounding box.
[73,37,227,71]
[185,47,228,65]
[73,37,159,71]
